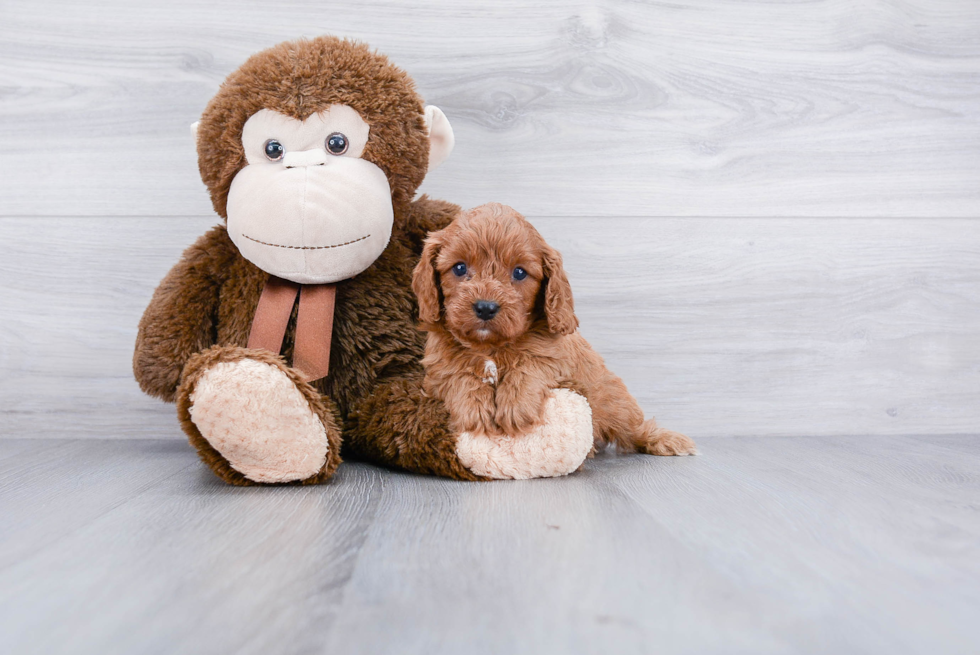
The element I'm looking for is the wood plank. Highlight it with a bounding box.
[321,460,789,654]
[0,436,977,653]
[600,434,980,654]
[1,0,978,217]
[0,439,386,655]
[0,439,195,569]
[1,215,977,440]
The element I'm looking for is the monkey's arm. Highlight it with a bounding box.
[399,195,461,255]
[133,227,232,402]
[344,370,487,481]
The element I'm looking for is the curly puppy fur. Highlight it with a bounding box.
[412,203,696,456]
[134,37,484,483]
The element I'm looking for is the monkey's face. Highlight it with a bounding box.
[198,38,456,283]
[225,105,395,284]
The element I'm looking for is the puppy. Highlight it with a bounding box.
[412,203,696,457]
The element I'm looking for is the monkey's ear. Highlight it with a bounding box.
[542,245,578,335]
[423,106,454,173]
[412,230,444,323]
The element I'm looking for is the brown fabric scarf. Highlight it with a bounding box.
[247,275,335,382]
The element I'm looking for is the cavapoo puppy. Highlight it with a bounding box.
[412,202,696,457]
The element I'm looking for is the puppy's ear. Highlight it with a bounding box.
[542,244,578,335]
[412,230,444,324]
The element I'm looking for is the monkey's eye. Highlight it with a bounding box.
[326,133,349,155]
[452,262,467,277]
[264,139,284,161]
[512,267,528,281]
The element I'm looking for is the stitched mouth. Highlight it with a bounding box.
[243,233,370,250]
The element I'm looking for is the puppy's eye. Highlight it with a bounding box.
[326,133,348,155]
[452,262,467,277]
[512,267,528,281]
[264,139,284,161]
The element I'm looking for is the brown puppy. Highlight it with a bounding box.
[412,203,696,456]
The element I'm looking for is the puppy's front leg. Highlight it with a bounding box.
[436,373,498,436]
[494,367,550,435]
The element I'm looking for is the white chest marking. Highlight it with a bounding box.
[481,359,498,385]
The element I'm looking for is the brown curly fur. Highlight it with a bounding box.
[412,203,697,456]
[134,36,485,483]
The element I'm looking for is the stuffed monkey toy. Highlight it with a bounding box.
[134,36,596,484]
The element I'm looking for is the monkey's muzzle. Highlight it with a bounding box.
[225,156,394,284]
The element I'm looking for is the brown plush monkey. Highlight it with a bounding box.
[133,37,481,484]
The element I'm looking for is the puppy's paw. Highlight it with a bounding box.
[637,422,698,456]
[446,390,499,436]
[494,387,547,435]
[450,405,500,434]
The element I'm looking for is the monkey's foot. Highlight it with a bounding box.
[177,346,341,485]
[456,389,594,480]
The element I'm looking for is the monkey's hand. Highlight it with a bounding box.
[133,226,233,402]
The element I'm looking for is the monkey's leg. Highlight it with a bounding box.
[176,345,342,485]
[344,372,487,481]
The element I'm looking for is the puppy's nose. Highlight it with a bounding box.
[473,300,500,321]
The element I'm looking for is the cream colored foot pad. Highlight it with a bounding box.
[189,358,328,483]
[456,389,593,480]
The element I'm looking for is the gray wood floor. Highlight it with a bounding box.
[1,436,977,655]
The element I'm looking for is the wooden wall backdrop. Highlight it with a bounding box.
[1,0,978,439]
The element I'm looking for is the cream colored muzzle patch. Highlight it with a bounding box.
[227,158,393,284]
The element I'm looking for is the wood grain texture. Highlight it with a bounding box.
[1,215,977,439]
[1,0,978,217]
[0,435,977,654]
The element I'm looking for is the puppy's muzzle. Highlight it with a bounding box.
[473,300,500,321]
